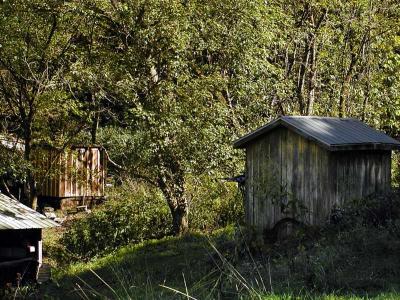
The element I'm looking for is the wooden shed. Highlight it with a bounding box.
[0,192,58,284]
[34,146,107,210]
[233,116,400,233]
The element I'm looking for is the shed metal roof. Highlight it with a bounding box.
[0,193,59,230]
[233,116,400,151]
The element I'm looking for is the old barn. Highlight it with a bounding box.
[234,116,400,232]
[0,192,58,284]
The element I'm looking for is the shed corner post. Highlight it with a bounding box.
[37,229,43,267]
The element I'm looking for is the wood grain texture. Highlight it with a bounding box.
[245,126,393,232]
[34,147,106,199]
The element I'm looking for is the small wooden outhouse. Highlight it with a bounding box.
[0,137,107,210]
[34,145,107,209]
[234,116,400,232]
[0,193,58,284]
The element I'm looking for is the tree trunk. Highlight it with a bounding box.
[339,70,353,118]
[306,39,317,116]
[91,112,99,144]
[162,191,189,235]
[90,92,99,145]
[23,133,37,209]
[304,9,326,116]
[339,33,362,118]
[361,70,370,122]
[297,37,311,115]
[28,173,38,210]
[157,169,189,235]
[170,202,188,235]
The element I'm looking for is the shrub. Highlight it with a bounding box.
[329,191,400,229]
[392,152,400,188]
[221,191,400,294]
[63,183,171,259]
[186,175,244,231]
[63,176,244,259]
[287,224,400,292]
[281,191,400,292]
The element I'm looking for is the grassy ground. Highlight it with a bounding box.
[40,228,235,299]
[35,190,400,299]
[39,225,400,299]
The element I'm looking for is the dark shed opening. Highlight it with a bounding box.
[0,193,58,284]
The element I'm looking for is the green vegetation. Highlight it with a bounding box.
[39,191,400,299]
[1,0,400,233]
[1,1,400,298]
[41,225,400,299]
[62,184,171,259]
[44,180,242,261]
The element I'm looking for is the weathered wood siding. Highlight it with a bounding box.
[34,147,106,198]
[246,127,392,231]
[332,150,391,205]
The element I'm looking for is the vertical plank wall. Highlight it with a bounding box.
[36,147,106,198]
[246,127,392,231]
[332,150,391,206]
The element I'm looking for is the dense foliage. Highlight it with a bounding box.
[2,1,398,297]
[269,191,400,293]
[62,184,170,258]
[62,179,243,259]
[1,0,400,232]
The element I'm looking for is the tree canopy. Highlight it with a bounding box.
[0,0,400,233]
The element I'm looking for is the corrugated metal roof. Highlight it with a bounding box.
[233,116,400,150]
[0,193,59,230]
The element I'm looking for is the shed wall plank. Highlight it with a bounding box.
[245,126,393,232]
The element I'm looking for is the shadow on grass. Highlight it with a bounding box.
[40,226,400,300]
[40,230,234,299]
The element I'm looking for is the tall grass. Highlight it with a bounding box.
[44,191,400,299]
[64,233,400,300]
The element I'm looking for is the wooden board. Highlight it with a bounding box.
[37,263,51,284]
[34,147,106,199]
[245,126,393,232]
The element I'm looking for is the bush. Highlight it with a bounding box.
[287,224,400,292]
[186,175,244,231]
[329,191,400,229]
[275,191,400,293]
[219,191,400,295]
[63,183,171,259]
[63,176,244,259]
[392,152,400,188]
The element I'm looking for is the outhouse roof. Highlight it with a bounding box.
[0,193,59,230]
[233,116,400,151]
[0,134,24,152]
